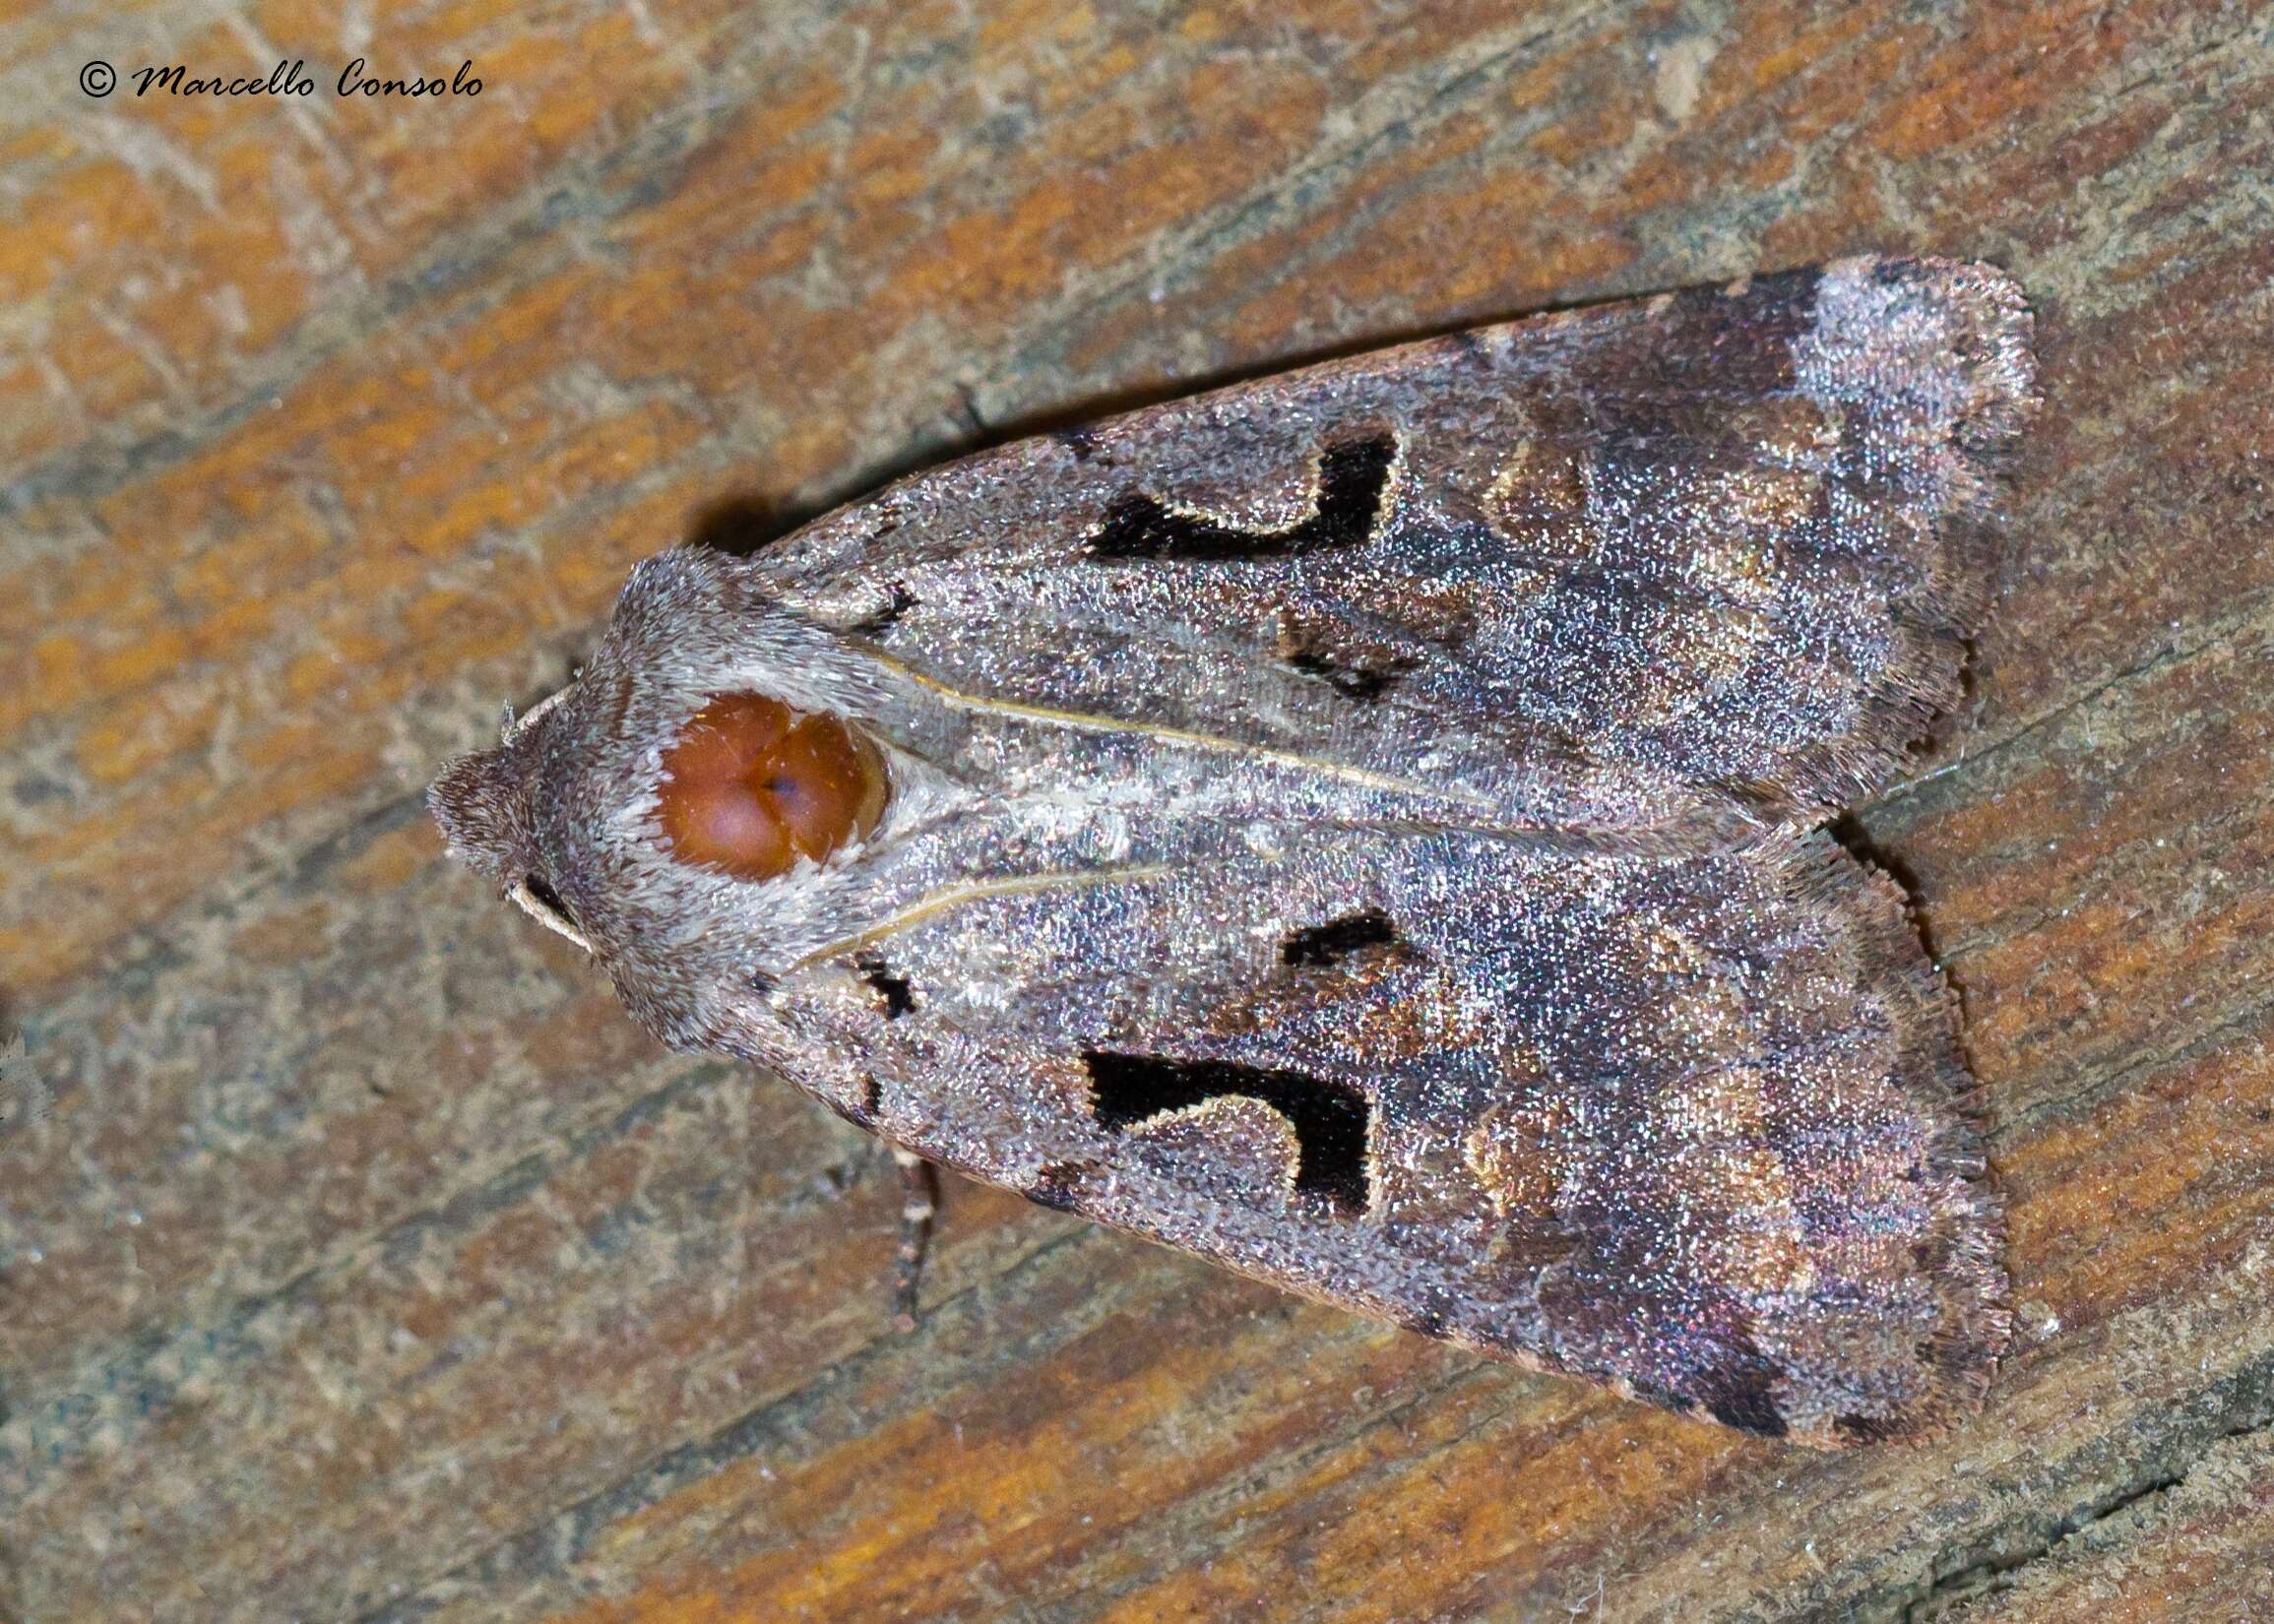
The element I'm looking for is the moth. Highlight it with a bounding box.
[431,257,2034,1447]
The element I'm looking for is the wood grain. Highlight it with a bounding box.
[4,2,2272,1621]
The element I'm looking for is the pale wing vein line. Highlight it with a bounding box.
[783,865,1176,974]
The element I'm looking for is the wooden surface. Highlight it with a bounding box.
[4,2,2273,1620]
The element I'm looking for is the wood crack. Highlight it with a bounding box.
[1880,583,2274,813]
[340,1221,1104,1624]
[1891,1357,2274,1624]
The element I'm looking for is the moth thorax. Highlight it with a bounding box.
[655,692,887,880]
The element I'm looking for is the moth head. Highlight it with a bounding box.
[428,687,607,952]
[428,546,920,1048]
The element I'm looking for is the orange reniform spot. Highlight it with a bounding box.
[656,693,888,880]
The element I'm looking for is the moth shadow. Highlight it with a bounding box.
[1825,810,1975,1031]
[683,492,794,558]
